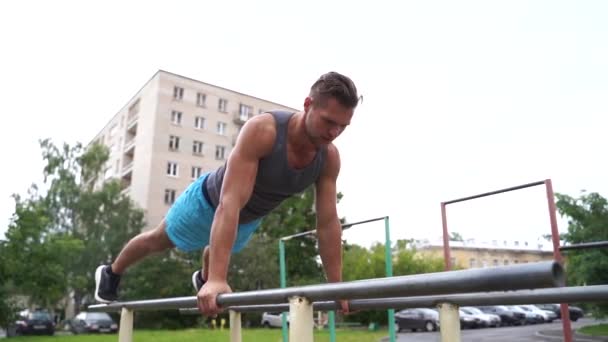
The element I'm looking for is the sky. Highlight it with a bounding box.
[0,0,607,249]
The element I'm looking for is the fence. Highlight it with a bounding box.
[88,260,574,342]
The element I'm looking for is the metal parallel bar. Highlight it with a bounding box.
[560,241,608,251]
[89,261,563,312]
[280,216,387,240]
[443,181,545,205]
[175,285,608,314]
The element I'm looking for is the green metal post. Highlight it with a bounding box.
[384,216,396,342]
[279,240,288,342]
[329,310,336,342]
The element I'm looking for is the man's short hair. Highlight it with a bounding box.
[310,72,360,109]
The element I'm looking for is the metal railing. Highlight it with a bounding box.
[88,261,568,342]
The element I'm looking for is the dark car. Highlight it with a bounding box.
[477,305,524,326]
[395,308,439,332]
[535,304,584,321]
[69,312,118,334]
[6,309,55,337]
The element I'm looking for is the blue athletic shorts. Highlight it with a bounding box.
[165,172,262,253]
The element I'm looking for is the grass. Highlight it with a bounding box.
[7,328,388,341]
[578,323,608,336]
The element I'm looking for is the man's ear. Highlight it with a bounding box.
[304,96,313,112]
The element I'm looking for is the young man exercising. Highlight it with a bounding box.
[94,71,360,316]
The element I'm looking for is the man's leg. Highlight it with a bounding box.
[112,220,175,274]
[95,220,175,303]
[192,245,210,292]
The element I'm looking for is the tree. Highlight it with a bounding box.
[2,139,145,318]
[0,241,16,328]
[341,239,444,325]
[555,191,608,315]
[449,232,464,242]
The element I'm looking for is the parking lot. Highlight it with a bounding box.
[391,318,607,342]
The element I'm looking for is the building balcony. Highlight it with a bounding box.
[127,118,138,134]
[123,139,135,155]
[122,161,133,177]
[233,112,251,125]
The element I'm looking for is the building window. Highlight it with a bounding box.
[164,189,176,205]
[504,260,509,265]
[193,141,204,155]
[493,259,499,267]
[215,145,226,160]
[191,166,202,180]
[195,116,206,130]
[258,108,265,115]
[109,124,117,137]
[514,260,519,264]
[171,110,182,125]
[218,98,228,113]
[166,162,178,177]
[216,122,227,135]
[469,258,476,268]
[173,86,184,100]
[196,92,206,107]
[169,135,180,151]
[514,241,519,246]
[239,104,252,121]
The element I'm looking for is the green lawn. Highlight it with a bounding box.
[578,323,608,336]
[7,328,388,341]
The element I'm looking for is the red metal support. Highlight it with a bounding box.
[441,203,451,271]
[545,179,573,342]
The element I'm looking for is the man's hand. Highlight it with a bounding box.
[197,280,232,316]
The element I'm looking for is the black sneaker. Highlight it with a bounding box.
[191,269,206,292]
[95,265,120,303]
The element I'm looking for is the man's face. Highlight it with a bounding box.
[303,96,354,147]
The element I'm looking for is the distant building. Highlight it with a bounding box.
[416,238,555,269]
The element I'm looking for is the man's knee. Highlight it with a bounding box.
[143,225,173,252]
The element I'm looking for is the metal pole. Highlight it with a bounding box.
[289,296,314,342]
[213,285,608,314]
[229,310,241,342]
[560,241,608,251]
[545,179,573,342]
[384,216,396,342]
[438,302,461,342]
[441,202,452,271]
[118,308,133,342]
[329,310,336,342]
[443,180,545,204]
[88,261,564,311]
[279,240,288,342]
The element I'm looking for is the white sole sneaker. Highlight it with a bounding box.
[94,265,112,303]
[192,270,200,293]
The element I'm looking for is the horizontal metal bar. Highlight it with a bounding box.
[560,241,608,251]
[88,261,563,313]
[443,180,545,205]
[192,285,608,314]
[281,216,387,241]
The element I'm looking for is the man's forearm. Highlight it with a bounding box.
[318,220,343,283]
[208,204,238,282]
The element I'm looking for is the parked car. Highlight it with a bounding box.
[477,305,524,326]
[261,312,288,328]
[521,305,556,323]
[508,306,541,324]
[461,307,501,327]
[69,312,118,334]
[395,308,439,332]
[535,304,584,321]
[459,309,481,329]
[6,309,55,337]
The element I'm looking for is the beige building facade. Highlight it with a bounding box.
[89,70,297,230]
[417,239,555,270]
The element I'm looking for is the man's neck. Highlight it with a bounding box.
[288,111,318,154]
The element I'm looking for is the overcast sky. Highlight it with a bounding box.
[1,1,606,249]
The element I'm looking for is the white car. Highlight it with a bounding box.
[521,305,555,323]
[461,307,501,327]
[261,312,289,328]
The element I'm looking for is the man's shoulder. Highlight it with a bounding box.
[236,114,277,157]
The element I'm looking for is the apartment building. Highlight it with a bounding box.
[416,238,555,269]
[89,70,298,230]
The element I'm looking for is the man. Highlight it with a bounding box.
[94,71,360,316]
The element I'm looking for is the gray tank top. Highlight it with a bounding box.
[204,110,328,224]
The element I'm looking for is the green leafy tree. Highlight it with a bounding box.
[341,239,444,325]
[0,241,16,328]
[556,191,608,315]
[449,232,464,242]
